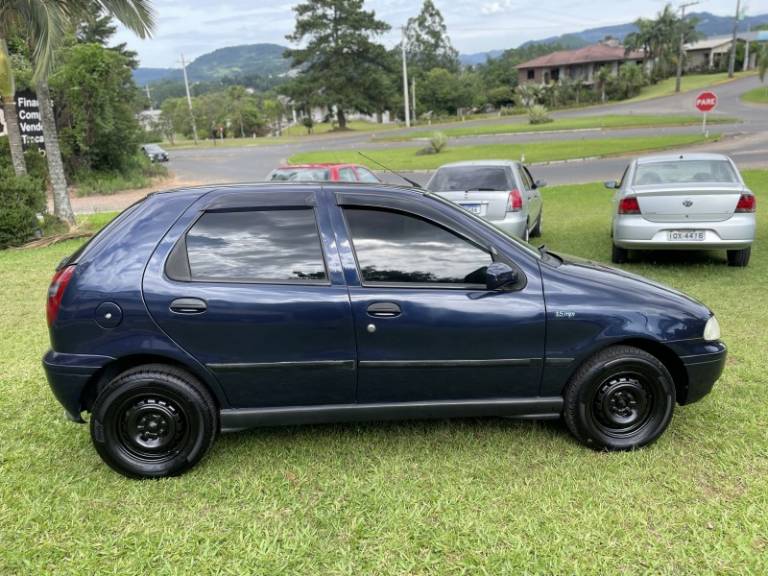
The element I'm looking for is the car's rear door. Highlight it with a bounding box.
[142,187,356,408]
[329,188,546,403]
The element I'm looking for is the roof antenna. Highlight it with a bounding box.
[358,152,423,189]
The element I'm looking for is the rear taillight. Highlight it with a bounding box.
[47,265,76,326]
[507,189,523,212]
[618,196,641,215]
[735,193,756,213]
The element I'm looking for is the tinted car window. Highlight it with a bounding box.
[344,208,491,285]
[356,167,380,183]
[270,167,330,182]
[339,168,357,182]
[186,209,327,283]
[427,166,510,192]
[520,166,534,190]
[633,160,738,185]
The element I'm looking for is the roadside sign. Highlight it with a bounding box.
[695,91,717,136]
[695,91,718,112]
[15,90,45,151]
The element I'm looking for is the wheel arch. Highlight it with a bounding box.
[80,354,226,414]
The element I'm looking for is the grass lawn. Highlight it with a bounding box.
[379,114,738,141]
[741,86,768,104]
[290,133,719,171]
[1,171,767,573]
[627,71,755,103]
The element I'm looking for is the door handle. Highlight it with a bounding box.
[170,297,207,314]
[367,302,401,317]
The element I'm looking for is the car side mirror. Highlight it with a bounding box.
[534,180,547,189]
[604,180,619,189]
[486,262,519,291]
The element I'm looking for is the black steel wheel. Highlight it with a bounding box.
[90,364,217,478]
[611,243,629,264]
[726,247,751,267]
[564,345,675,450]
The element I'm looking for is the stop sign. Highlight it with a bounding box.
[695,91,718,113]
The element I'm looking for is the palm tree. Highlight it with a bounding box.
[0,0,154,225]
[759,45,768,96]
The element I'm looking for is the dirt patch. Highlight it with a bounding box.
[47,176,207,214]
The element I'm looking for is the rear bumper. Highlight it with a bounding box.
[42,350,113,422]
[613,213,755,250]
[679,342,727,405]
[488,213,528,239]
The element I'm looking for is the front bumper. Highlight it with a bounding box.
[678,342,727,405]
[42,350,113,422]
[613,213,755,250]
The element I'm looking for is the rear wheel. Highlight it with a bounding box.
[563,346,675,451]
[727,247,751,267]
[611,243,629,264]
[90,364,217,479]
[530,210,542,238]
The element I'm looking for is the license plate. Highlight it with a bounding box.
[459,203,483,215]
[668,230,705,241]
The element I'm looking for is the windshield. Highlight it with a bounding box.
[427,166,510,192]
[270,167,331,182]
[425,192,542,260]
[633,160,738,185]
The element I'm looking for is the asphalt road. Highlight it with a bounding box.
[167,75,768,188]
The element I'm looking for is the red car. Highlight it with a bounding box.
[268,163,382,183]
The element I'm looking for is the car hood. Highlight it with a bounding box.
[550,251,708,311]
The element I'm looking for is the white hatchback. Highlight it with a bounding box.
[608,153,756,267]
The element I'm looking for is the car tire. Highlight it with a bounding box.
[611,243,629,264]
[563,345,675,451]
[726,247,751,267]
[90,364,218,479]
[530,210,542,238]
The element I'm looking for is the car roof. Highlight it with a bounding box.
[275,163,362,169]
[435,160,518,168]
[635,153,732,164]
[165,181,422,198]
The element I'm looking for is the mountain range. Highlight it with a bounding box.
[132,12,768,85]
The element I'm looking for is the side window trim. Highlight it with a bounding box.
[340,206,493,291]
[165,207,332,286]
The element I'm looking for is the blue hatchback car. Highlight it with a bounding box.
[44,183,727,478]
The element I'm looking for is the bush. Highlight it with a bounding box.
[73,153,168,196]
[0,137,48,183]
[429,131,448,153]
[528,105,553,125]
[0,174,47,249]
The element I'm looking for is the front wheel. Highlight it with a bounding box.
[90,364,218,479]
[727,247,751,267]
[563,346,675,451]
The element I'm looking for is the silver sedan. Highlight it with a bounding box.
[426,160,544,242]
[609,153,756,267]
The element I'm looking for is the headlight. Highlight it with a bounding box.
[704,316,721,341]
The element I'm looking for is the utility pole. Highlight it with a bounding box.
[743,22,751,71]
[180,53,199,144]
[675,1,700,93]
[411,77,416,125]
[728,0,742,78]
[401,26,411,128]
[145,84,153,109]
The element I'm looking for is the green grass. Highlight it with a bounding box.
[627,71,755,103]
[2,172,767,573]
[73,162,169,197]
[290,133,719,171]
[379,114,738,141]
[741,85,768,104]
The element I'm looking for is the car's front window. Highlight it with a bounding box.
[427,167,510,191]
[633,160,738,185]
[343,207,492,286]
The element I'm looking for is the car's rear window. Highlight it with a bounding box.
[427,167,510,192]
[270,167,330,182]
[633,160,738,185]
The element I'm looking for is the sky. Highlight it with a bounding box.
[114,0,768,69]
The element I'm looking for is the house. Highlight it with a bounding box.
[684,32,768,72]
[516,40,646,86]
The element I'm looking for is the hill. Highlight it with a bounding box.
[133,43,292,86]
[459,11,768,65]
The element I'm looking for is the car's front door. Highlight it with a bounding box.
[143,188,356,408]
[331,191,546,403]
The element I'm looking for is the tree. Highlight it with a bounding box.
[0,0,154,226]
[404,0,459,75]
[418,67,474,116]
[0,35,26,175]
[759,45,768,96]
[285,0,390,129]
